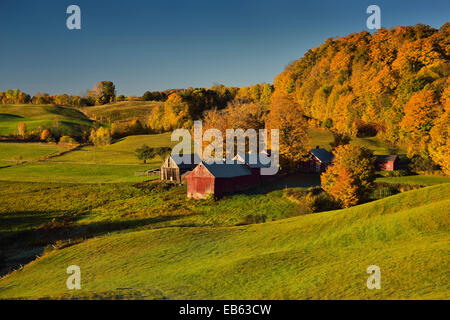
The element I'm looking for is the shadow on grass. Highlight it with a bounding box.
[0,211,192,277]
[236,173,321,196]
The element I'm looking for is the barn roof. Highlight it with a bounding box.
[169,154,201,169]
[199,161,252,178]
[310,148,334,163]
[375,155,398,162]
[233,154,272,168]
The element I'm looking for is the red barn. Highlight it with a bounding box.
[299,147,334,173]
[233,153,275,181]
[186,161,260,199]
[375,155,399,171]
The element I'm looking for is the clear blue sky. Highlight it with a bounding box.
[0,0,448,96]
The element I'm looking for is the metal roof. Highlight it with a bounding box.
[199,161,252,178]
[169,154,201,169]
[233,154,272,168]
[310,148,334,163]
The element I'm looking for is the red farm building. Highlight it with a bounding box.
[233,153,276,181]
[299,147,334,173]
[375,155,399,171]
[186,161,260,199]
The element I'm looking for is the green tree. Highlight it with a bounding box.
[91,81,116,104]
[135,145,156,164]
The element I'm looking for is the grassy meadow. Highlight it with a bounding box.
[0,109,447,300]
[0,104,93,137]
[376,175,450,186]
[0,183,448,299]
[80,101,162,123]
[0,163,155,184]
[0,142,70,161]
[54,133,174,165]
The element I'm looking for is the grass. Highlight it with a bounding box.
[0,104,93,137]
[376,175,450,186]
[308,128,406,155]
[53,133,174,165]
[80,101,163,123]
[0,183,448,299]
[0,175,318,275]
[0,142,69,161]
[0,163,155,184]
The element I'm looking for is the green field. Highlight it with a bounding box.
[0,163,154,184]
[0,183,448,299]
[308,128,406,155]
[0,142,69,161]
[54,133,174,165]
[376,175,450,186]
[80,101,162,123]
[0,104,93,137]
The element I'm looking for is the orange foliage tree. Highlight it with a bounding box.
[321,145,375,207]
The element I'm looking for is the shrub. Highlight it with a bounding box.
[237,214,267,225]
[59,136,77,145]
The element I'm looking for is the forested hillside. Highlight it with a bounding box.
[272,23,449,173]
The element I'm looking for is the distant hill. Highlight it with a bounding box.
[80,101,163,123]
[0,183,448,299]
[273,23,449,147]
[0,104,93,138]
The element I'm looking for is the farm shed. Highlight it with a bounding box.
[375,155,399,171]
[299,147,334,173]
[160,154,200,183]
[186,161,260,199]
[233,153,275,180]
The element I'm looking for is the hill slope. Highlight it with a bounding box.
[0,183,448,299]
[80,101,162,123]
[0,104,93,137]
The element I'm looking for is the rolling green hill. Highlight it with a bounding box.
[0,142,70,161]
[0,104,93,137]
[0,183,448,299]
[53,133,174,165]
[80,101,163,123]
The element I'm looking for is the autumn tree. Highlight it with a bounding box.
[17,122,27,139]
[89,127,112,146]
[321,165,358,208]
[91,81,116,104]
[400,90,443,155]
[428,110,449,175]
[40,128,52,141]
[321,145,375,206]
[265,95,310,171]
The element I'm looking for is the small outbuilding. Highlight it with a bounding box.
[299,147,334,173]
[186,161,260,199]
[375,155,399,171]
[160,154,200,183]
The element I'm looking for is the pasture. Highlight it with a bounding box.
[0,183,448,299]
[376,175,450,186]
[80,101,162,123]
[0,142,69,161]
[54,133,174,165]
[0,104,93,137]
[0,163,154,184]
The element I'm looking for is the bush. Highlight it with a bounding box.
[409,154,438,173]
[305,191,337,212]
[59,136,77,145]
[237,214,267,225]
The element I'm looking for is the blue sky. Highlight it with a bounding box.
[0,0,448,96]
